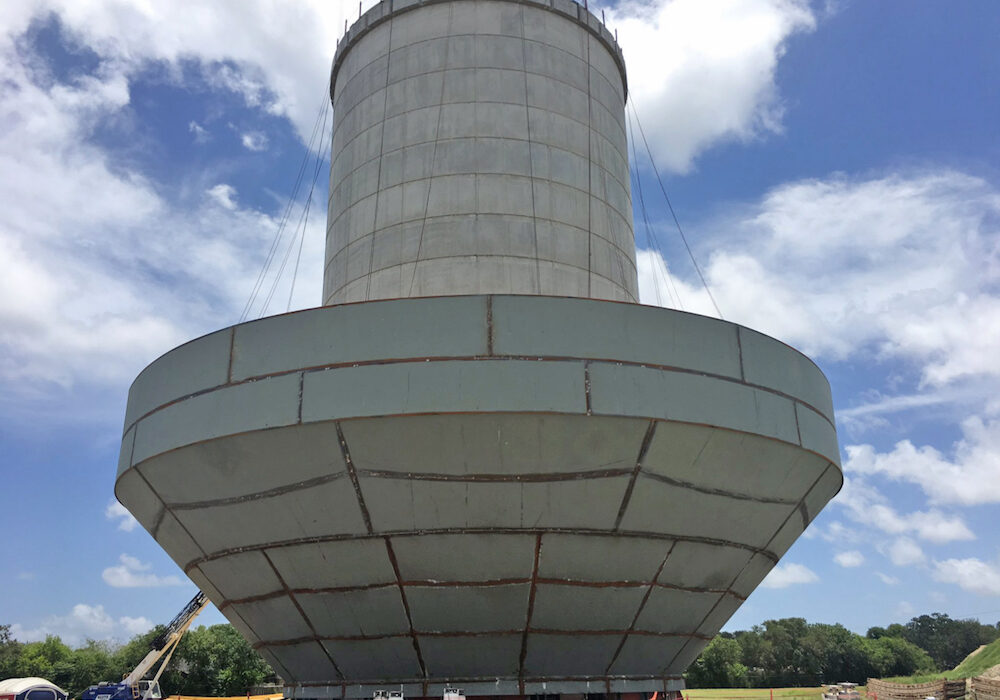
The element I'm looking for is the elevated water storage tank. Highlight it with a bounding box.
[114,1,842,697]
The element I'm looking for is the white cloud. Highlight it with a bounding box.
[820,521,861,544]
[834,551,864,568]
[885,537,926,567]
[876,572,900,585]
[5,0,804,166]
[188,120,209,143]
[760,562,818,589]
[932,558,1000,596]
[845,416,1000,506]
[105,500,139,532]
[102,554,183,588]
[894,600,915,619]
[10,603,152,645]
[637,171,1000,390]
[0,1,375,144]
[0,28,325,419]
[607,0,816,172]
[206,183,238,210]
[833,477,974,544]
[120,615,154,636]
[240,130,268,151]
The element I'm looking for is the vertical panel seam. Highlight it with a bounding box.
[517,532,543,690]
[364,14,394,301]
[335,421,374,534]
[604,540,677,674]
[384,537,427,678]
[614,420,657,530]
[585,16,594,298]
[227,326,236,383]
[406,4,454,298]
[261,549,346,681]
[735,326,746,382]
[486,295,495,356]
[520,3,542,294]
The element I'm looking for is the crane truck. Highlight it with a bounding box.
[80,592,208,700]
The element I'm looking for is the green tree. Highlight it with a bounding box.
[803,623,867,682]
[873,636,935,677]
[15,636,73,682]
[760,618,822,685]
[63,641,119,697]
[874,613,1000,670]
[0,625,24,679]
[157,625,273,696]
[687,637,749,688]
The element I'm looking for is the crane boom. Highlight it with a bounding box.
[80,591,208,700]
[124,592,208,685]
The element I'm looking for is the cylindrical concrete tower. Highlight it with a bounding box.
[325,0,637,303]
[114,1,842,699]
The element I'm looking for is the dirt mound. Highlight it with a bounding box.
[982,663,1000,679]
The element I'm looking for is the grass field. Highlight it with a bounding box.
[681,687,828,700]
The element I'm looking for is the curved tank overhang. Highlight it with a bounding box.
[116,295,841,696]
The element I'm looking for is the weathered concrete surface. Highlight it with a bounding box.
[325,0,637,304]
[117,295,842,695]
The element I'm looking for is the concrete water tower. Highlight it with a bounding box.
[114,1,842,698]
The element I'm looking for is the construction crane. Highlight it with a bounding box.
[80,592,208,700]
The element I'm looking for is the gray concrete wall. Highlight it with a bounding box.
[325,0,638,304]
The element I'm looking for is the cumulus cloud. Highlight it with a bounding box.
[885,537,926,567]
[845,416,1000,506]
[206,183,238,210]
[760,562,819,589]
[639,171,1000,378]
[188,120,209,143]
[876,572,900,585]
[105,500,139,532]
[932,558,1000,596]
[0,48,178,396]
[820,521,861,544]
[102,554,183,588]
[607,0,816,172]
[3,0,813,173]
[11,604,152,645]
[834,551,864,568]
[833,477,974,544]
[0,27,325,420]
[240,130,268,151]
[0,0,369,144]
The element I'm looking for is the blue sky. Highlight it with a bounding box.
[1,0,998,648]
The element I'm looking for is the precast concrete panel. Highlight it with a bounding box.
[325,0,637,304]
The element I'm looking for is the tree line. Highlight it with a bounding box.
[2,613,998,695]
[0,623,274,698]
[688,614,1000,688]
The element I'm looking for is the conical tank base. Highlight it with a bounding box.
[116,295,841,696]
